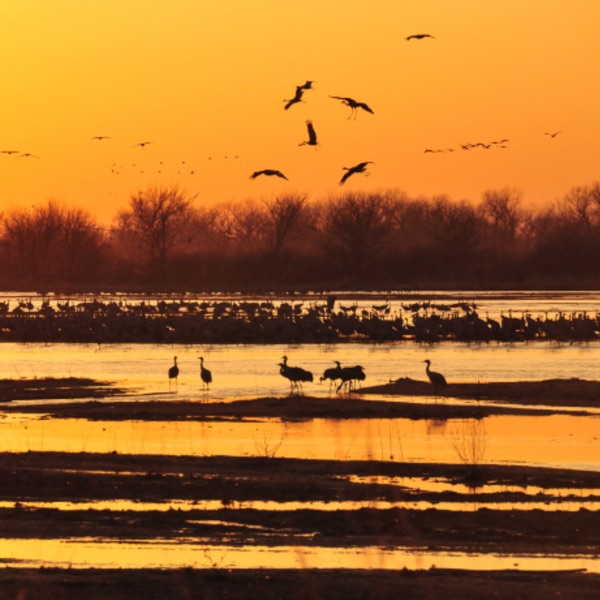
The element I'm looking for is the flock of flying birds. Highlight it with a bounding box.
[1,32,564,189]
[250,78,377,186]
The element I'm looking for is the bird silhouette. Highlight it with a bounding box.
[406,33,435,40]
[0,150,19,155]
[133,141,152,148]
[424,359,447,396]
[279,355,313,394]
[544,131,562,138]
[250,169,288,180]
[335,361,366,393]
[340,161,373,185]
[168,356,179,391]
[299,120,318,146]
[91,136,111,141]
[283,80,316,110]
[199,357,212,390]
[329,96,374,119]
[19,153,39,158]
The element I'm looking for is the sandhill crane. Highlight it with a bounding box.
[340,161,373,185]
[329,96,374,119]
[0,150,19,155]
[168,356,179,391]
[406,33,435,40]
[283,81,314,110]
[544,131,562,138]
[335,362,366,393]
[320,362,343,390]
[20,153,39,158]
[199,357,212,390]
[279,355,313,394]
[424,359,447,396]
[133,141,152,148]
[91,136,111,141]
[299,120,318,146]
[250,169,288,180]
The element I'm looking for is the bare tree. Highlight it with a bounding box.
[480,188,525,243]
[319,191,396,275]
[1,200,104,283]
[263,193,308,255]
[116,185,194,280]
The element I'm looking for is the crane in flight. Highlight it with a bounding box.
[283,80,315,110]
[299,120,318,146]
[250,169,288,180]
[133,141,152,148]
[406,33,435,41]
[329,96,374,119]
[340,161,373,185]
[544,131,562,138]
[91,136,111,141]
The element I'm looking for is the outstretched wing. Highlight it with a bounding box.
[339,169,354,185]
[357,102,374,114]
[306,120,317,145]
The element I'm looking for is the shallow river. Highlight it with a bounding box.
[0,290,598,571]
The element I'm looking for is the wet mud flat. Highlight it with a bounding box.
[0,377,598,599]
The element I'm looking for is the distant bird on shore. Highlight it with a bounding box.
[134,141,152,148]
[250,169,288,180]
[424,359,447,396]
[544,131,562,138]
[329,96,374,119]
[406,33,435,41]
[340,161,373,185]
[168,356,179,391]
[279,355,313,393]
[199,357,212,390]
[299,120,318,146]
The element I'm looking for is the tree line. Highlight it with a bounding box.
[1,182,600,291]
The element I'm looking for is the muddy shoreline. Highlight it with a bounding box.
[0,377,598,599]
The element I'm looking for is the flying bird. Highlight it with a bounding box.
[283,81,315,110]
[340,161,373,185]
[298,80,316,91]
[250,169,288,180]
[406,33,435,40]
[299,120,318,146]
[91,136,111,141]
[20,153,39,158]
[0,150,19,155]
[544,131,562,138]
[133,141,152,148]
[329,96,374,119]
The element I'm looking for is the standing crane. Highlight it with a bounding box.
[279,355,313,394]
[199,357,212,390]
[168,356,179,391]
[424,359,447,397]
[339,161,373,185]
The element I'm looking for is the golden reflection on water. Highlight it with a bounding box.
[0,538,597,572]
[1,413,597,469]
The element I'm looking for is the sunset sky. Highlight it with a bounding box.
[1,1,599,223]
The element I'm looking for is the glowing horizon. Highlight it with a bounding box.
[1,1,599,223]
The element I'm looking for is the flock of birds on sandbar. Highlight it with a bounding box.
[166,354,447,397]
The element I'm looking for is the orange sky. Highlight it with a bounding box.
[1,1,599,223]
